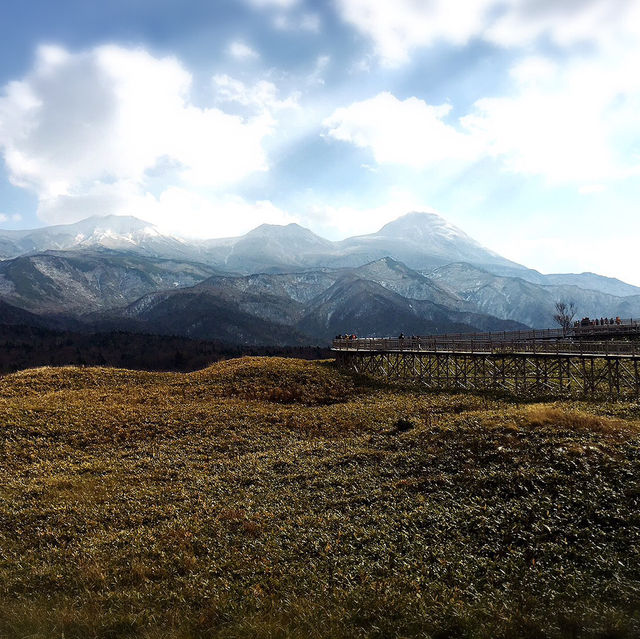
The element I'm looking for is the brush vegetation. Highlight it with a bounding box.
[0,357,639,638]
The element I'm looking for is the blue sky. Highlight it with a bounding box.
[0,0,639,283]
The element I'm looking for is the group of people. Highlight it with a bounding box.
[336,333,419,340]
[575,316,622,327]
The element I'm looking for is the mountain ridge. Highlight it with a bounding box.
[0,212,524,275]
[3,212,636,298]
[2,213,639,343]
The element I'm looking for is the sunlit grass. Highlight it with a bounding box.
[0,357,639,638]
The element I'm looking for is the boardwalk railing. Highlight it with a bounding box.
[333,337,640,357]
[334,319,639,350]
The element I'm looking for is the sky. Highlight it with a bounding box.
[0,0,639,283]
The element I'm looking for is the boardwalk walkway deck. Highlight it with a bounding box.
[332,321,640,400]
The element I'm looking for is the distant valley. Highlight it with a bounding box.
[1,211,639,345]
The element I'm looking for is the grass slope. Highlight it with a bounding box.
[0,358,639,638]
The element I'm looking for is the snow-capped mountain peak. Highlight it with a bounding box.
[376,211,475,243]
[0,215,193,259]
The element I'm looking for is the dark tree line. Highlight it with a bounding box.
[0,325,331,375]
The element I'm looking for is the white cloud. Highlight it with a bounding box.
[335,0,640,66]
[486,0,640,49]
[0,213,21,223]
[273,12,321,32]
[323,92,479,168]
[213,74,300,112]
[228,40,260,60]
[0,44,281,228]
[307,55,330,86]
[334,0,494,66]
[325,44,640,186]
[146,188,296,238]
[332,2,640,188]
[461,49,640,183]
[37,180,295,238]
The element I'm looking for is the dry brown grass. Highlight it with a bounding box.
[0,357,639,638]
[520,404,633,434]
[188,356,358,404]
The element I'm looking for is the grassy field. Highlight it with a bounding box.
[0,357,639,638]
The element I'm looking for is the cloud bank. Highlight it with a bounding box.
[323,92,478,168]
[0,44,295,235]
[335,0,640,66]
[324,46,640,186]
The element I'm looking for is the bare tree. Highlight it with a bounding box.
[553,300,576,334]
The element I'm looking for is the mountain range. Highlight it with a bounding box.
[0,212,523,273]
[1,211,638,344]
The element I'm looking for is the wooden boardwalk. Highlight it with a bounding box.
[332,323,640,400]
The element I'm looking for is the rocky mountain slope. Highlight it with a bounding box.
[482,265,640,298]
[113,266,525,344]
[109,288,310,346]
[428,263,640,328]
[189,257,468,321]
[350,257,470,309]
[0,250,218,314]
[537,272,640,297]
[296,275,523,341]
[0,249,524,344]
